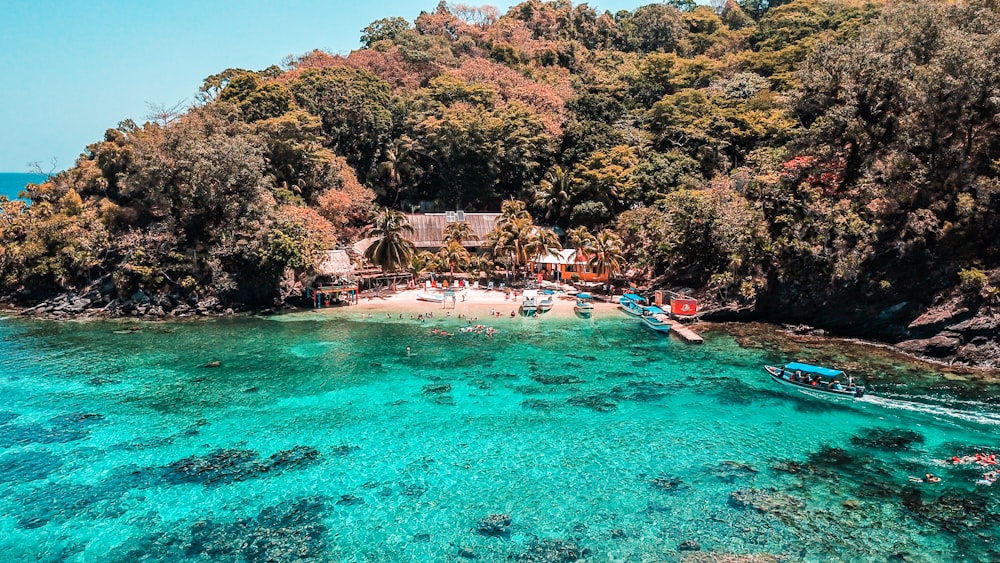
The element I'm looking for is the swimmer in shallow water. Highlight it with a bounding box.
[909,473,941,483]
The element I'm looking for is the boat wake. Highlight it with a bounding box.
[857,394,1000,427]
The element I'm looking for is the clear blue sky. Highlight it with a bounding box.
[0,1,688,172]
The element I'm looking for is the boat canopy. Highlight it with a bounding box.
[622,293,646,302]
[577,292,592,299]
[783,362,844,378]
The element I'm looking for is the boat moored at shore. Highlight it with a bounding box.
[519,291,539,317]
[618,293,646,317]
[640,306,672,334]
[574,292,594,319]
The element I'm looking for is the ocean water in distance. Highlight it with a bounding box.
[0,312,998,562]
[0,172,47,200]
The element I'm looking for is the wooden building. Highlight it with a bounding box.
[404,212,501,251]
[530,249,610,283]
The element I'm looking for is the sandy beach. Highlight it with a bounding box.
[323,286,620,321]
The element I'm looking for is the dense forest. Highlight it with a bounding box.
[1,0,999,364]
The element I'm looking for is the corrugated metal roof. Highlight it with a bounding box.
[533,248,585,265]
[404,213,500,249]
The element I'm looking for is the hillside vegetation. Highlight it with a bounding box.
[1,0,999,365]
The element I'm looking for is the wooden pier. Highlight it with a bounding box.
[668,322,704,344]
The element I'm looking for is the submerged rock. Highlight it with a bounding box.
[476,513,512,537]
[711,460,758,483]
[0,451,62,483]
[531,374,584,385]
[113,496,329,561]
[422,383,452,394]
[850,428,925,450]
[521,399,557,410]
[679,539,701,551]
[515,538,588,562]
[164,445,321,486]
[650,474,685,492]
[567,394,617,412]
[729,488,805,519]
[336,494,364,506]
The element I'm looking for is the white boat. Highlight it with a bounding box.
[618,293,646,317]
[416,293,444,303]
[640,306,672,334]
[538,295,554,313]
[573,292,594,319]
[519,290,539,316]
[764,363,867,399]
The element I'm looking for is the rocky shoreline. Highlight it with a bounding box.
[4,285,1000,373]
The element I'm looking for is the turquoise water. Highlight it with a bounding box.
[0,172,47,200]
[1,312,998,562]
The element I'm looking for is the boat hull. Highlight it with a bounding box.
[641,315,671,333]
[764,365,864,399]
[573,304,593,319]
[416,294,444,303]
[619,303,643,317]
[519,298,539,317]
[538,299,554,313]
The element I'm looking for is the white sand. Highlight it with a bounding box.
[327,287,619,320]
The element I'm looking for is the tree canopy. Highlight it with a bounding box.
[3,0,999,332]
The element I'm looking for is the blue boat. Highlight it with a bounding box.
[764,362,866,399]
[618,293,646,317]
[639,305,672,334]
[573,292,594,319]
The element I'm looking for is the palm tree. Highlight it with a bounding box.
[496,199,531,228]
[487,214,535,281]
[588,229,625,286]
[364,208,415,273]
[411,250,439,276]
[566,226,596,251]
[526,227,563,282]
[376,138,415,205]
[438,240,471,282]
[442,221,476,245]
[533,164,572,225]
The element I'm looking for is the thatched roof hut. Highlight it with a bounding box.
[315,249,355,278]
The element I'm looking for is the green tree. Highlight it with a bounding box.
[442,221,476,245]
[588,229,625,280]
[361,17,411,48]
[437,240,471,281]
[289,67,395,180]
[364,208,416,273]
[566,226,596,251]
[533,164,572,226]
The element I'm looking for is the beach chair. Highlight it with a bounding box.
[487,281,494,291]
[499,282,505,290]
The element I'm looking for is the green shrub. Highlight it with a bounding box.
[958,268,988,289]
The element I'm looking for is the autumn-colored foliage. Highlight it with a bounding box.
[3,0,1000,326]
